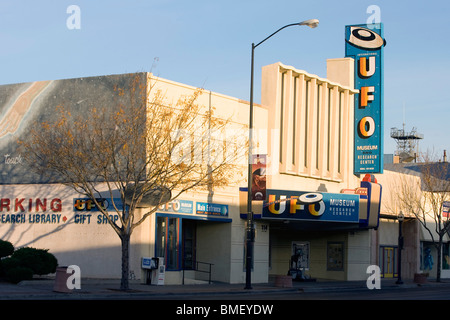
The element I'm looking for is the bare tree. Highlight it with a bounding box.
[386,151,450,281]
[19,74,247,290]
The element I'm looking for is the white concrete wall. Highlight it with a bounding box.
[0,183,127,278]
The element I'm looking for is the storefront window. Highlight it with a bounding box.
[156,216,180,270]
[327,242,344,271]
[183,220,196,270]
[420,242,434,272]
[443,243,449,270]
[420,242,423,270]
[156,217,166,258]
[167,218,179,270]
[291,242,309,270]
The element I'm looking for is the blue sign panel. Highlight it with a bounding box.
[262,190,359,223]
[345,24,386,174]
[158,200,193,214]
[196,202,228,217]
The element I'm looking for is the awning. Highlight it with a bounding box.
[419,222,449,242]
[155,199,232,223]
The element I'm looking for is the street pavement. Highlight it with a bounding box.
[2,277,450,319]
[1,276,450,300]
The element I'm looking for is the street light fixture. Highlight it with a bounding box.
[299,19,320,28]
[245,19,319,290]
[396,211,404,285]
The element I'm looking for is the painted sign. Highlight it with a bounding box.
[196,202,228,216]
[0,213,63,224]
[345,23,386,174]
[158,199,193,214]
[261,190,359,223]
[73,198,123,212]
[73,198,123,225]
[0,196,125,225]
[0,197,62,213]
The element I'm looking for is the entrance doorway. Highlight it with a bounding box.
[156,216,180,270]
[291,242,310,270]
[156,215,198,271]
[379,246,398,278]
[182,219,196,270]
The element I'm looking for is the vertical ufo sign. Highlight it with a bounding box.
[345,24,386,174]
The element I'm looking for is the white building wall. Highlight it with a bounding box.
[257,60,375,281]
[346,230,371,280]
[0,183,124,278]
[0,59,387,284]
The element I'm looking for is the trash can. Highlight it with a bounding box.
[53,266,71,293]
[274,275,293,288]
[414,273,428,284]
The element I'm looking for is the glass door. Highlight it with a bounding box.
[182,220,196,270]
[156,216,181,270]
[379,246,398,278]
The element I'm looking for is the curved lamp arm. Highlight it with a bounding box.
[254,19,319,49]
[245,17,318,290]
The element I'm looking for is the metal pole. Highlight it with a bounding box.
[244,20,318,290]
[245,43,255,290]
[396,214,404,284]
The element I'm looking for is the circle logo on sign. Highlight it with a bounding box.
[347,26,385,50]
[299,193,323,204]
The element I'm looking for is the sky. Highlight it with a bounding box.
[0,0,449,158]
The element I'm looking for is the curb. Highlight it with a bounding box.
[3,278,450,300]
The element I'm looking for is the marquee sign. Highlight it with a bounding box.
[345,23,386,174]
[261,190,359,223]
[239,180,382,229]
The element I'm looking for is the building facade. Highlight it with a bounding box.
[0,23,401,284]
[375,163,450,280]
[0,57,386,284]
[4,22,445,285]
[244,60,382,281]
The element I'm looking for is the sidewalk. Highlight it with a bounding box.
[2,276,449,300]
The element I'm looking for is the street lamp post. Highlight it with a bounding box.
[396,211,404,285]
[245,19,319,290]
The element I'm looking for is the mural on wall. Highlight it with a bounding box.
[0,73,147,184]
[0,81,52,140]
